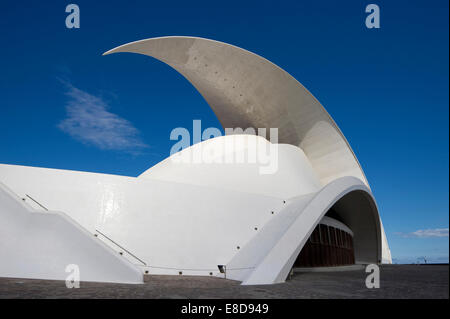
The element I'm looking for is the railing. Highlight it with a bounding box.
[95,229,147,266]
[25,194,49,211]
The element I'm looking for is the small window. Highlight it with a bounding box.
[346,233,351,249]
[311,226,320,243]
[320,224,329,245]
[340,230,346,247]
[346,232,351,248]
[336,229,342,247]
[341,230,348,248]
[329,227,337,246]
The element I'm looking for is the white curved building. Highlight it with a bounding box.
[0,36,391,285]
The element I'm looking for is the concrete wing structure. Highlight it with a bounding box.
[0,36,391,285]
[104,36,368,187]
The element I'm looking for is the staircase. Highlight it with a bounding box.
[0,181,143,284]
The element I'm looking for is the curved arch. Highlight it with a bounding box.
[226,176,381,285]
[103,36,369,187]
[330,189,381,265]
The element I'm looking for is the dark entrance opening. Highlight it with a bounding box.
[294,217,355,267]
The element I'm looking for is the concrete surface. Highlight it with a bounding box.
[0,265,447,299]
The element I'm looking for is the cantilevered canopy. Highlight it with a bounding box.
[104,36,368,187]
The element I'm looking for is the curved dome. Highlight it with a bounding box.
[104,36,369,188]
[140,134,322,199]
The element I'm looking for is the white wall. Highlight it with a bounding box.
[0,182,143,283]
[0,164,385,284]
[0,163,286,277]
[0,136,325,278]
[0,135,390,285]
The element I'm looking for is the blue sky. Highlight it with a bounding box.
[0,0,448,263]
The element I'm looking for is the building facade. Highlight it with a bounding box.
[0,37,391,285]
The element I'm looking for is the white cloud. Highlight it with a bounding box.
[395,228,449,238]
[58,84,148,153]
